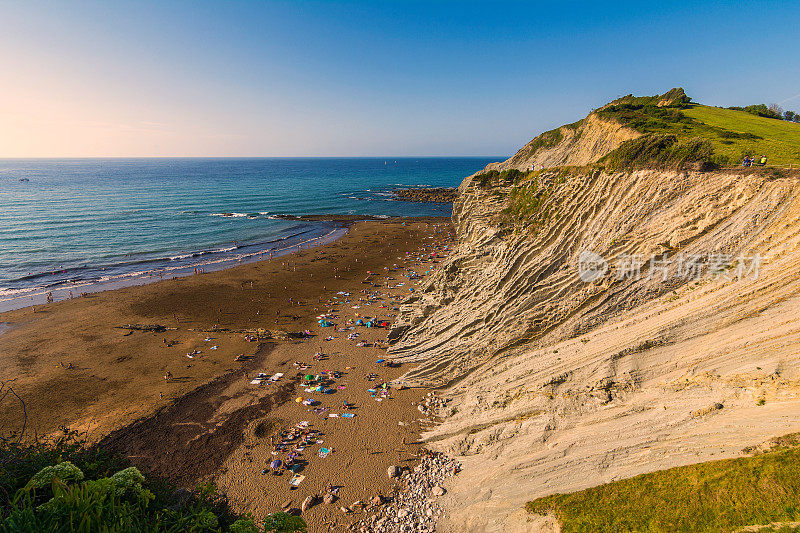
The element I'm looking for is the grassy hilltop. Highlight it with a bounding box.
[472,89,800,224]
[683,105,800,166]
[594,88,800,169]
[594,89,800,168]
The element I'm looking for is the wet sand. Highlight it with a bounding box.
[0,217,453,531]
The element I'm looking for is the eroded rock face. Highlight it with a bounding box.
[389,161,800,531]
[391,168,793,388]
[485,113,640,172]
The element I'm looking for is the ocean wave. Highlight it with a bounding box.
[1,227,346,304]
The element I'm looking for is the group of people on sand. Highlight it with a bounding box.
[252,224,453,484]
[153,223,454,500]
[742,155,767,167]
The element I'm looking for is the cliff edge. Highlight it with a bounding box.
[388,90,800,531]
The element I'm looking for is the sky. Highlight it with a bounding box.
[1,0,799,158]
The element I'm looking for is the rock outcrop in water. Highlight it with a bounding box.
[393,188,458,203]
[388,93,800,531]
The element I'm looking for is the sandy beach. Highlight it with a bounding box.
[0,217,453,531]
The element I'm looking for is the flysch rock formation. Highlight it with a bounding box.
[388,98,800,531]
[484,112,640,172]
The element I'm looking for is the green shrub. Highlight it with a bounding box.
[728,104,783,120]
[0,430,249,532]
[599,134,718,171]
[263,512,308,532]
[525,127,564,155]
[26,462,84,489]
[474,168,530,189]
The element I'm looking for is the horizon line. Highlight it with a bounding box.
[0,155,506,160]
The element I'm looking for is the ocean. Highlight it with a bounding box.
[0,157,496,311]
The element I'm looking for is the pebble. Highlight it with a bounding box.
[354,452,460,532]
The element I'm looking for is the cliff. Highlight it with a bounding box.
[388,91,800,531]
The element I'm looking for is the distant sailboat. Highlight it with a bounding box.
[19,178,30,182]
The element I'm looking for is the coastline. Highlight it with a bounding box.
[0,215,452,314]
[0,224,346,314]
[0,216,454,531]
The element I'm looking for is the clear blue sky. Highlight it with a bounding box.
[1,0,799,157]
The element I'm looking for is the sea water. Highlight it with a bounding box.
[0,157,496,311]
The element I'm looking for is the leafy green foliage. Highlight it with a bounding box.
[526,443,800,532]
[0,430,262,532]
[262,512,308,532]
[728,104,783,120]
[607,87,691,108]
[26,461,85,489]
[525,127,564,155]
[599,134,723,171]
[474,168,528,189]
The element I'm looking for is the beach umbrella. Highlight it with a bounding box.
[271,459,282,470]
[304,374,314,381]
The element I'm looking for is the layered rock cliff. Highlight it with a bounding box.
[388,94,800,531]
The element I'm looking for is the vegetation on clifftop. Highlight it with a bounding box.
[526,435,800,532]
[683,105,800,166]
[474,87,800,225]
[595,88,800,168]
[598,134,721,171]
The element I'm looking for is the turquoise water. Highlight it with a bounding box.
[0,157,495,309]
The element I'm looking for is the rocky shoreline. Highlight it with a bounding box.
[393,188,458,203]
[355,451,461,533]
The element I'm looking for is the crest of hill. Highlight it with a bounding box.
[481,87,800,180]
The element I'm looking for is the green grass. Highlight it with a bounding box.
[595,100,800,168]
[683,105,800,166]
[503,180,550,223]
[526,443,800,532]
